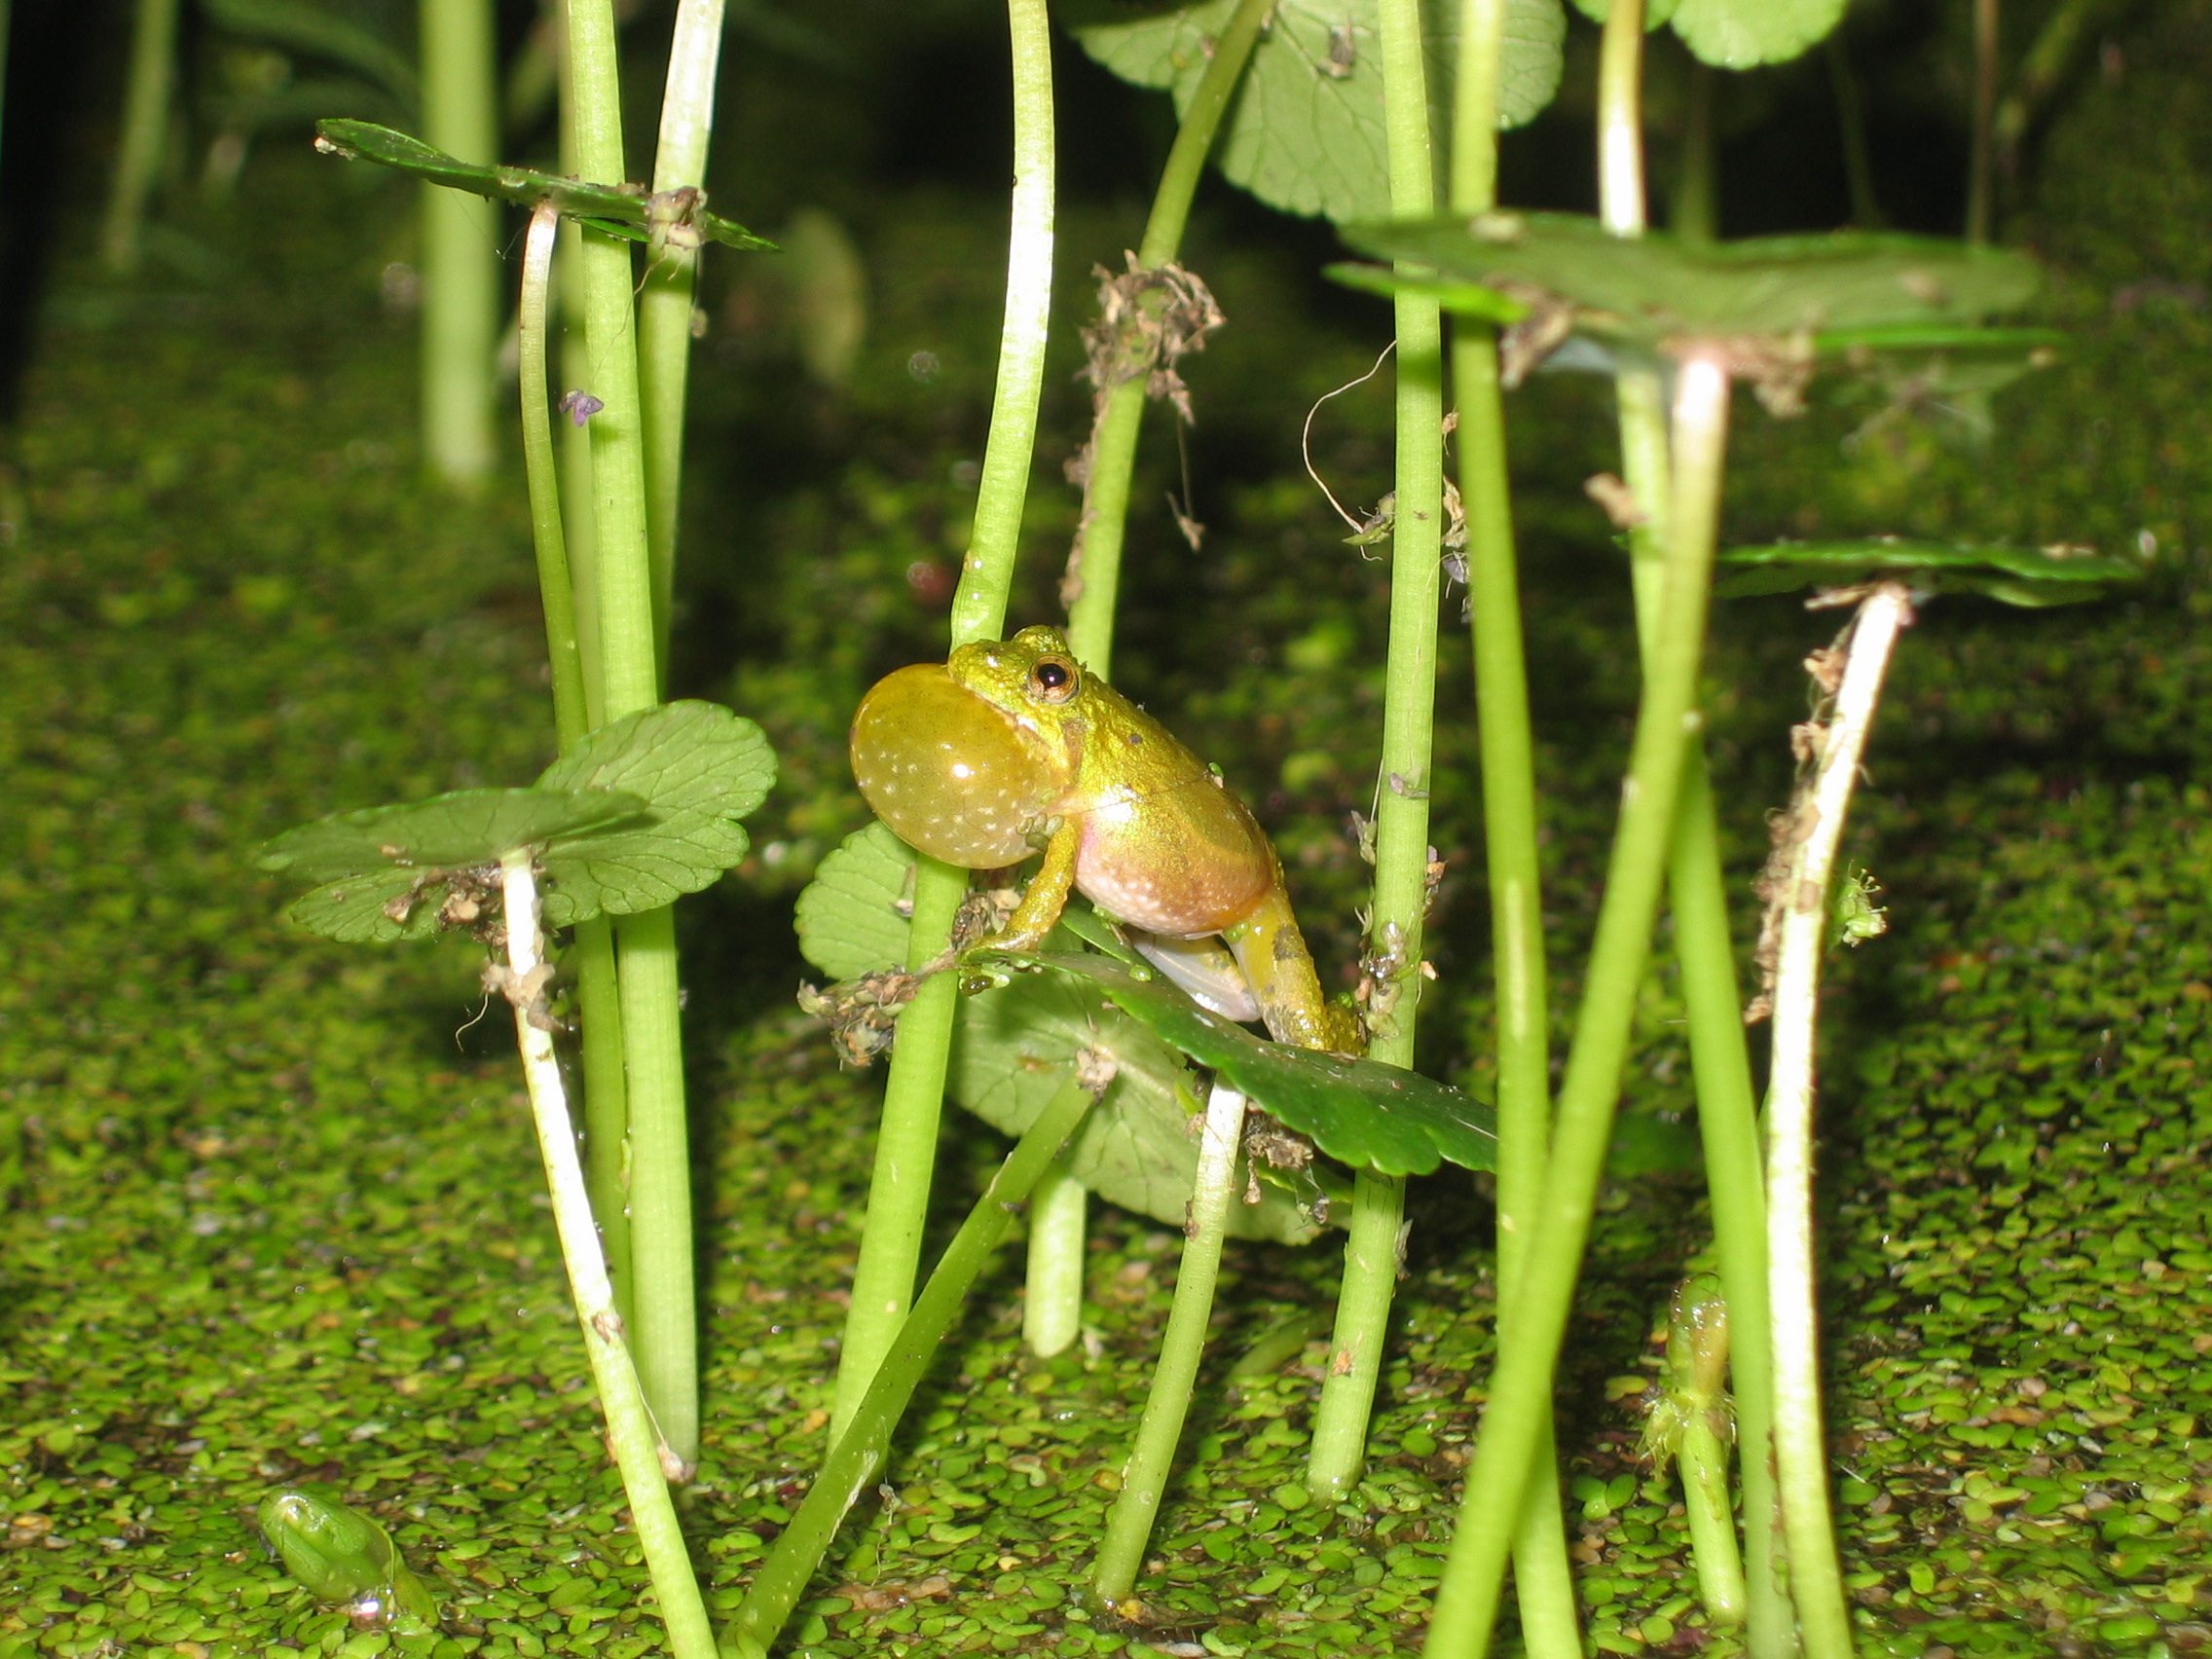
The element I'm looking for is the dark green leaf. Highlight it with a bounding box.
[1340,213,2041,341]
[313,120,776,252]
[1009,952,1497,1176]
[258,788,647,883]
[1068,0,1565,224]
[535,701,776,926]
[1714,538,2141,606]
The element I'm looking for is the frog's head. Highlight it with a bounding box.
[945,626,1089,738]
[850,626,1085,870]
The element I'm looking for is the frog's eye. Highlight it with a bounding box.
[1028,656,1079,704]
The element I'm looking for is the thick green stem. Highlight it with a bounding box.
[498,853,715,1659]
[1452,0,1582,1643]
[520,203,634,1322]
[1680,1415,1749,1624]
[725,1072,1102,1658]
[1424,352,1730,1655]
[1022,1156,1088,1357]
[831,0,1055,1432]
[639,0,728,675]
[566,0,697,1468]
[615,905,696,1469]
[1765,585,1913,1659]
[1093,1084,1247,1607]
[1595,13,1789,1648]
[419,0,499,488]
[101,0,179,274]
[1307,0,1441,1507]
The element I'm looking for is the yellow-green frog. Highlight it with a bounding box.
[850,626,1359,1053]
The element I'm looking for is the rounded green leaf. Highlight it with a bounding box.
[1069,0,1566,224]
[1669,0,1845,68]
[795,821,917,982]
[535,701,777,926]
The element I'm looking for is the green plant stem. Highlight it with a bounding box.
[419,0,498,487]
[831,860,965,1436]
[1423,350,1730,1656]
[518,205,591,746]
[1038,0,1270,1360]
[1968,0,1998,244]
[1061,0,1272,669]
[724,1071,1102,1658]
[1306,0,1439,1505]
[101,0,179,274]
[1672,60,1716,242]
[639,0,728,675]
[831,0,1055,1433]
[1452,0,1582,1646]
[519,202,634,1322]
[553,12,605,724]
[1022,1154,1087,1357]
[566,0,697,1469]
[1595,7,1788,1649]
[1765,584,1913,1659]
[1680,1414,1749,1624]
[496,851,715,1659]
[1093,1083,1247,1608]
[1825,36,1883,230]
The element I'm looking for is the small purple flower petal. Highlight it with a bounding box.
[559,390,605,427]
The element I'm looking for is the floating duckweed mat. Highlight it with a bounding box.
[4,136,2212,1659]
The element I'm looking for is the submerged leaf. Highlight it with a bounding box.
[535,701,777,926]
[1006,952,1497,1177]
[1068,0,1566,224]
[313,120,775,251]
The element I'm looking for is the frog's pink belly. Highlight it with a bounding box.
[1072,778,1275,937]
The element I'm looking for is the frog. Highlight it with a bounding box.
[256,1485,438,1633]
[850,625,1360,1053]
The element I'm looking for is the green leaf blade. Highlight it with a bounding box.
[535,701,776,927]
[1015,952,1497,1177]
[258,788,648,883]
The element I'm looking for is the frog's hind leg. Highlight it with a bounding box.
[1222,889,1362,1053]
[1127,931,1261,1023]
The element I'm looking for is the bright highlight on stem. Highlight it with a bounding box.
[493,850,715,1659]
[1764,581,1916,1659]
